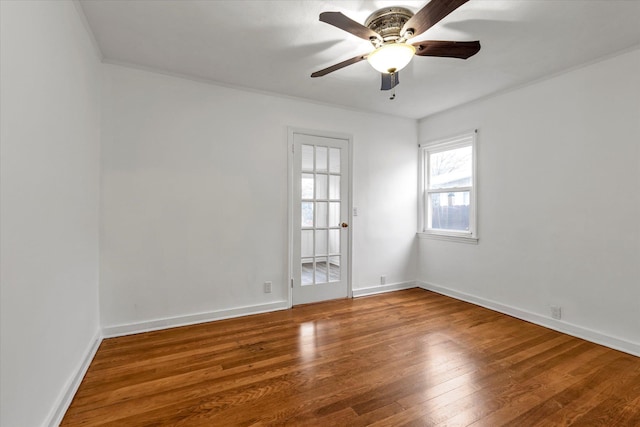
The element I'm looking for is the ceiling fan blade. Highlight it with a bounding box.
[311,53,369,78]
[402,0,469,39]
[320,12,382,42]
[381,72,400,91]
[413,40,480,59]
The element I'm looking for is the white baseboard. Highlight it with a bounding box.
[417,281,640,357]
[352,281,417,298]
[45,330,102,427]
[102,300,290,338]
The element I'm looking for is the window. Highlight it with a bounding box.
[419,131,477,243]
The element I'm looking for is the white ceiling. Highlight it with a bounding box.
[80,0,640,119]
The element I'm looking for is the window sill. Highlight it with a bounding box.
[417,232,478,244]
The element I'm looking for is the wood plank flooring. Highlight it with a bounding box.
[61,289,640,426]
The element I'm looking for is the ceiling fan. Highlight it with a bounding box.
[311,0,480,93]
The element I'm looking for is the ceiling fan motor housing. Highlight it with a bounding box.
[365,7,414,45]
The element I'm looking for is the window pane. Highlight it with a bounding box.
[316,174,328,199]
[316,202,327,228]
[301,174,314,199]
[315,230,327,255]
[316,147,328,172]
[329,175,340,200]
[329,148,340,173]
[329,202,340,227]
[429,146,472,190]
[301,202,313,227]
[301,230,313,257]
[329,229,340,254]
[302,145,314,171]
[428,191,470,231]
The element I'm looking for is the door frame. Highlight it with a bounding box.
[287,127,353,308]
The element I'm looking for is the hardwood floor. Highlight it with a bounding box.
[62,289,640,426]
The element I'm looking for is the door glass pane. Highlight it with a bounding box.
[316,174,328,199]
[302,174,314,199]
[429,146,472,190]
[428,191,470,231]
[315,257,328,283]
[301,230,313,258]
[302,258,314,285]
[301,202,314,227]
[315,230,327,256]
[329,148,340,173]
[329,175,340,200]
[302,145,314,171]
[329,229,339,254]
[328,256,340,282]
[329,202,340,227]
[316,146,328,172]
[316,202,327,228]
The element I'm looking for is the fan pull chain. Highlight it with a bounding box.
[390,72,396,100]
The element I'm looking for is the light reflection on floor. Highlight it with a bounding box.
[412,333,482,421]
[298,321,319,362]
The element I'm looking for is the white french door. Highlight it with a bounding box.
[290,130,350,306]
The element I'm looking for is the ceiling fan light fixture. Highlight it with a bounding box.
[367,43,416,74]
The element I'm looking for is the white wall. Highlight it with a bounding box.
[100,64,417,331]
[418,48,640,354]
[0,1,102,426]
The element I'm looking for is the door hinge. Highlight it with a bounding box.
[291,278,294,288]
[291,144,294,154]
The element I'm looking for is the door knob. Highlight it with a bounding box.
[341,222,349,228]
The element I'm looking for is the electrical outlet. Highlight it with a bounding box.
[264,281,272,293]
[550,305,562,320]
[380,275,386,285]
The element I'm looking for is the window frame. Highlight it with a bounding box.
[418,131,478,244]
